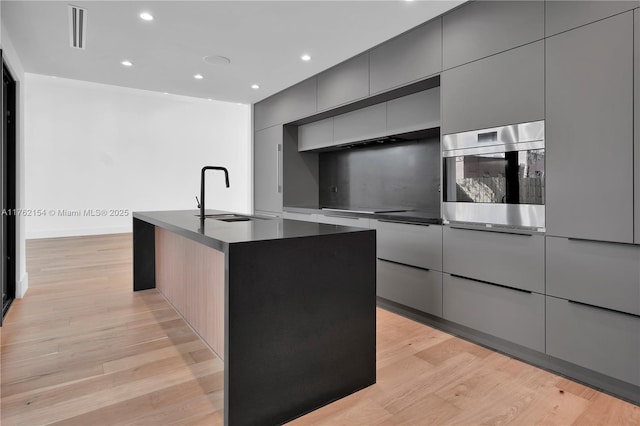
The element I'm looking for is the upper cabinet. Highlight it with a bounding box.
[546,12,634,243]
[298,87,440,152]
[441,41,544,134]
[386,88,440,135]
[254,78,317,131]
[545,1,639,37]
[369,18,441,95]
[317,53,369,111]
[297,117,333,152]
[635,9,640,244]
[442,1,544,70]
[333,103,387,146]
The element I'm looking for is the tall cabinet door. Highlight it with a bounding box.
[254,126,283,214]
[635,9,640,244]
[369,18,442,95]
[546,12,634,243]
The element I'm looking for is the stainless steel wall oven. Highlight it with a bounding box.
[442,121,545,230]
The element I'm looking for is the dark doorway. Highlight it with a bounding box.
[2,53,17,324]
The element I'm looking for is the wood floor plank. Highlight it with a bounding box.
[2,331,199,386]
[2,360,221,425]
[571,393,640,426]
[390,393,462,426]
[1,233,638,425]
[2,354,199,417]
[46,371,224,426]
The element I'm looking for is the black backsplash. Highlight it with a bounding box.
[319,136,440,211]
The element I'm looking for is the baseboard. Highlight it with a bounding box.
[26,226,132,239]
[17,272,28,299]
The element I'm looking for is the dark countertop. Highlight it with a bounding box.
[133,209,372,252]
[284,206,443,225]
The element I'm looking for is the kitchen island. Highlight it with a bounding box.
[132,210,376,426]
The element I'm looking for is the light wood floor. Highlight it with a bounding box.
[1,234,638,425]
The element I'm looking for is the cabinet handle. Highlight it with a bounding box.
[567,299,640,319]
[276,144,282,193]
[378,219,430,226]
[379,258,429,271]
[449,225,533,236]
[449,274,533,294]
[567,237,632,247]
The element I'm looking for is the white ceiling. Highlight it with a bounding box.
[2,0,465,104]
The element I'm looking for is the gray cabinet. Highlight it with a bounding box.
[546,296,640,386]
[443,274,545,352]
[297,118,333,151]
[546,237,640,316]
[254,126,282,214]
[441,41,544,134]
[442,227,545,294]
[378,260,442,317]
[373,220,442,271]
[636,9,640,244]
[545,1,638,37]
[386,88,440,135]
[254,77,317,131]
[333,103,386,146]
[442,1,544,70]
[369,18,441,95]
[546,13,634,243]
[317,53,369,111]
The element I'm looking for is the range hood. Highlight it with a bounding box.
[326,127,440,151]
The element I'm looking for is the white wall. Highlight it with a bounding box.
[1,20,28,297]
[25,74,252,238]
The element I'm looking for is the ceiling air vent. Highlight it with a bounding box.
[68,5,87,49]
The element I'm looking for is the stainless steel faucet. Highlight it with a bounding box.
[197,166,230,220]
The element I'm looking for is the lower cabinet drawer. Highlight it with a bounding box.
[546,296,640,386]
[443,227,545,293]
[316,214,370,228]
[443,274,545,352]
[546,236,640,316]
[373,220,442,271]
[377,259,442,317]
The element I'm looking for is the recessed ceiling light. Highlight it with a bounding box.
[121,60,133,67]
[203,55,231,65]
[139,12,154,21]
[301,54,311,61]
[163,92,169,95]
[194,74,204,80]
[251,84,260,90]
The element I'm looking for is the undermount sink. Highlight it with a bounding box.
[217,217,251,222]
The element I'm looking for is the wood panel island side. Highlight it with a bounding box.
[132,210,376,425]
